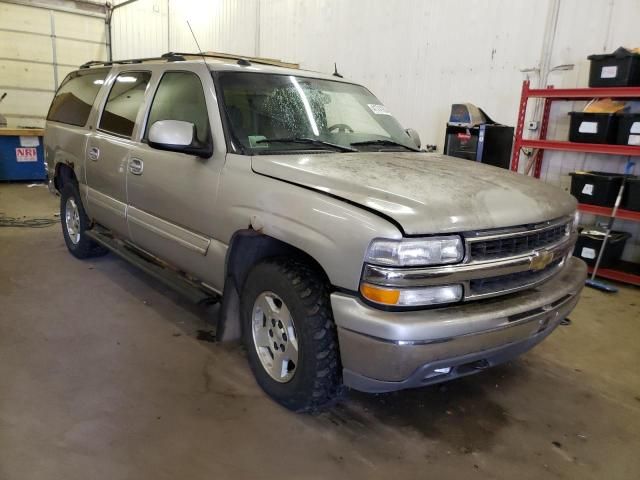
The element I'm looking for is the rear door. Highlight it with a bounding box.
[85,70,152,237]
[45,68,109,198]
[126,68,226,285]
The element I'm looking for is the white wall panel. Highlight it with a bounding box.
[111,0,168,60]
[259,0,552,149]
[0,30,53,62]
[56,37,108,65]
[54,10,107,44]
[0,0,107,127]
[0,2,50,32]
[168,0,257,56]
[0,60,55,90]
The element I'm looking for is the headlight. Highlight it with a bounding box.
[572,210,580,231]
[365,236,464,267]
[360,283,463,307]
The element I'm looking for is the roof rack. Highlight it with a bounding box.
[79,52,185,69]
[187,51,299,69]
[79,51,298,70]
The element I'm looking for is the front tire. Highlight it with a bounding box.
[241,257,343,412]
[60,183,107,259]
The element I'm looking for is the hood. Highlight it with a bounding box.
[251,152,577,235]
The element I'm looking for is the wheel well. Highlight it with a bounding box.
[54,163,77,191]
[217,230,331,341]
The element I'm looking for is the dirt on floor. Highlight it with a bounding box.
[1,183,639,480]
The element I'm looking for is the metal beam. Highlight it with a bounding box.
[0,0,107,18]
[111,0,140,11]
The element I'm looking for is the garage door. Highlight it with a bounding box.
[0,1,108,128]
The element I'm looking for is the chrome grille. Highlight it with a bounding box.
[469,257,564,298]
[468,220,570,262]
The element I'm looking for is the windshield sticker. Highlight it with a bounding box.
[367,104,391,116]
[248,135,268,148]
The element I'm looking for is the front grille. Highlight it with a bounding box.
[469,257,563,298]
[468,222,568,261]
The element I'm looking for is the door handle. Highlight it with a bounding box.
[129,157,144,175]
[88,146,100,161]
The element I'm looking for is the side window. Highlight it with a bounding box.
[47,69,109,126]
[99,71,152,138]
[145,72,210,144]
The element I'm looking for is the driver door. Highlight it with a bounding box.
[126,69,224,284]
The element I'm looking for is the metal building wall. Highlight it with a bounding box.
[258,0,552,150]
[110,0,258,60]
[0,0,108,128]
[111,0,168,60]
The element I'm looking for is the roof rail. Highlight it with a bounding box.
[79,52,186,69]
[78,51,298,70]
[189,51,299,69]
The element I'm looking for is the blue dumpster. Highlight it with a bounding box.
[0,129,46,181]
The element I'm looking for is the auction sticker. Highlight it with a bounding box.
[16,147,38,162]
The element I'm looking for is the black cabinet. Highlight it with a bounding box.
[444,124,514,169]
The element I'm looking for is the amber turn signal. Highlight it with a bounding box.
[360,283,400,305]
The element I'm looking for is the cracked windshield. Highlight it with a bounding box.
[217,71,418,154]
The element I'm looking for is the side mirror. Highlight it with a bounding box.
[148,120,212,157]
[405,128,421,149]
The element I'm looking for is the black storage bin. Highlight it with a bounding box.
[615,113,640,146]
[573,229,631,267]
[588,47,640,87]
[568,112,619,144]
[622,176,640,211]
[569,171,626,206]
[569,172,624,207]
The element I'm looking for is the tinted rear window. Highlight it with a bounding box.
[98,71,152,138]
[47,69,109,126]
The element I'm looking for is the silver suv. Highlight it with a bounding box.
[44,52,586,412]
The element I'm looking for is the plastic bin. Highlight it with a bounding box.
[588,47,640,87]
[568,112,619,144]
[569,171,627,206]
[573,229,631,267]
[616,113,640,146]
[622,176,640,211]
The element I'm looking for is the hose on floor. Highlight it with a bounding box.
[0,214,58,228]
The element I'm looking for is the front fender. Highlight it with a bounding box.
[215,155,402,291]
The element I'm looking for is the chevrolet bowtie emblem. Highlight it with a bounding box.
[530,251,554,271]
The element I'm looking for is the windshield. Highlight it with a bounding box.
[216,72,418,154]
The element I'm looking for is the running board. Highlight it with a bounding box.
[86,229,220,306]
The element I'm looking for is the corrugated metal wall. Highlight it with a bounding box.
[0,1,108,128]
[108,0,640,260]
[111,0,258,60]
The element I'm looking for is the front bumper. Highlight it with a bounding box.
[332,257,587,393]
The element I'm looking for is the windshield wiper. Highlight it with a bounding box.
[256,137,357,152]
[350,139,419,151]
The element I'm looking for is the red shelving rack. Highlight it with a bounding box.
[511,80,640,286]
[510,80,640,178]
[577,203,640,223]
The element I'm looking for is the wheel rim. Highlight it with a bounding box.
[64,197,81,245]
[251,291,299,383]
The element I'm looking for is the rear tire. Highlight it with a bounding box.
[241,257,343,412]
[60,183,108,259]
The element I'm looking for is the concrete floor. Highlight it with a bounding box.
[1,183,639,480]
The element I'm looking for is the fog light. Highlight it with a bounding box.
[360,283,463,307]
